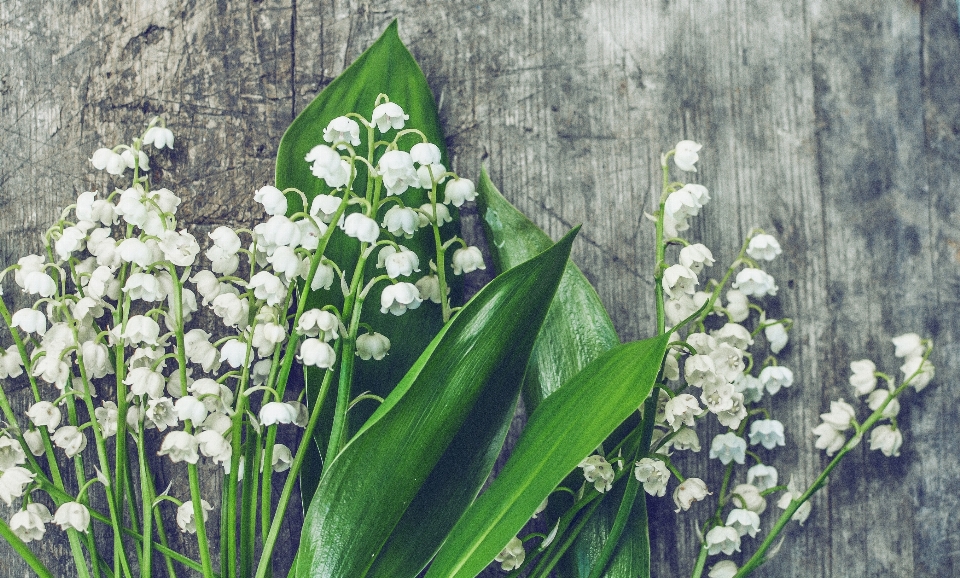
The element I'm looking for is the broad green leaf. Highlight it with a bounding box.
[275,20,462,501]
[476,167,619,412]
[294,229,578,578]
[477,169,649,577]
[424,333,669,578]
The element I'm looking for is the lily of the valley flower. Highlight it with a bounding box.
[53,502,90,532]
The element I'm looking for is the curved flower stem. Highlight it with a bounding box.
[0,517,56,578]
[254,345,340,578]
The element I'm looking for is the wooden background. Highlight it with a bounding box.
[2,0,959,576]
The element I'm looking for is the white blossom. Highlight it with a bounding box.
[730,483,766,514]
[709,561,739,578]
[714,323,753,351]
[869,424,903,457]
[341,213,380,243]
[664,394,704,431]
[255,186,288,216]
[764,321,789,354]
[494,536,525,572]
[259,402,298,427]
[10,503,52,542]
[145,398,179,432]
[380,282,422,316]
[378,245,421,278]
[662,265,698,299]
[726,509,761,538]
[724,289,750,323]
[732,268,777,297]
[443,178,476,207]
[776,478,811,525]
[381,206,420,238]
[748,419,786,450]
[892,333,924,359]
[377,151,419,196]
[144,125,174,149]
[746,234,782,261]
[23,271,57,298]
[709,433,747,465]
[248,271,286,307]
[53,502,90,532]
[634,457,670,497]
[812,422,847,456]
[159,230,200,266]
[900,356,934,392]
[371,102,409,133]
[356,332,390,360]
[684,355,719,389]
[664,189,701,221]
[125,367,166,400]
[419,202,453,225]
[158,431,199,464]
[410,142,442,166]
[305,145,349,188]
[271,444,293,472]
[705,525,741,556]
[310,194,343,223]
[95,402,119,438]
[673,477,710,512]
[298,339,337,368]
[91,148,125,175]
[26,402,61,431]
[451,246,485,275]
[176,500,212,534]
[211,293,249,328]
[417,163,447,189]
[577,454,614,493]
[120,316,162,347]
[679,243,715,274]
[849,359,878,396]
[746,464,778,492]
[673,140,702,172]
[323,116,361,148]
[0,437,26,470]
[51,426,87,458]
[22,431,44,457]
[819,399,857,431]
[867,387,899,418]
[758,366,794,395]
[297,310,340,341]
[120,148,150,171]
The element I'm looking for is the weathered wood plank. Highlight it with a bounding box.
[2,0,959,576]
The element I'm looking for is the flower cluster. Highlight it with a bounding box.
[0,99,486,570]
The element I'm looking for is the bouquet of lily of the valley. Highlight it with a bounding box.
[0,21,935,578]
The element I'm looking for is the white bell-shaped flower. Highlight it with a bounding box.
[415,274,445,304]
[417,163,447,189]
[0,437,26,471]
[248,271,286,306]
[23,271,57,298]
[297,309,340,341]
[95,402,119,438]
[176,500,212,534]
[577,454,614,493]
[494,536,525,572]
[673,477,710,512]
[341,213,380,243]
[323,116,361,147]
[0,468,35,506]
[452,246,486,275]
[381,206,419,238]
[158,431,199,464]
[443,178,476,207]
[175,396,209,425]
[709,432,747,465]
[634,457,670,497]
[53,502,90,533]
[379,245,421,279]
[146,398,179,432]
[371,102,409,132]
[26,401,61,431]
[664,189,701,221]
[120,149,150,171]
[727,508,762,538]
[10,503,53,542]
[52,426,87,458]
[220,339,249,368]
[271,444,293,472]
[11,309,46,336]
[125,367,166,399]
[356,332,390,361]
[764,321,789,354]
[55,226,87,260]
[705,525,741,555]
[673,140,702,172]
[143,125,174,149]
[661,265,698,299]
[869,424,903,457]
[298,338,337,368]
[22,431,44,457]
[305,145,349,188]
[211,293,250,328]
[892,333,924,359]
[748,419,786,450]
[849,359,878,396]
[410,142,442,166]
[378,150,419,196]
[746,464,778,491]
[310,194,343,223]
[159,230,200,267]
[91,148,125,175]
[758,365,794,395]
[678,243,715,274]
[197,430,232,466]
[732,268,778,297]
[380,282,422,316]
[259,402,298,426]
[255,186,289,216]
[746,234,782,261]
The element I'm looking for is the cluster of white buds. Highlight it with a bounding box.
[0,99,488,553]
[812,333,933,459]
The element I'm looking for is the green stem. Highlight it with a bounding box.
[254,347,339,578]
[0,517,56,578]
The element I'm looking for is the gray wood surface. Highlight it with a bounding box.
[2,0,959,576]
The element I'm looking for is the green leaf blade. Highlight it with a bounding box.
[294,229,579,578]
[424,333,669,578]
[275,20,462,503]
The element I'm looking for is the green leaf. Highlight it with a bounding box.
[477,169,651,578]
[275,20,462,502]
[294,229,578,578]
[476,167,619,412]
[424,333,670,578]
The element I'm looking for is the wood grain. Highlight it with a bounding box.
[2,0,958,576]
